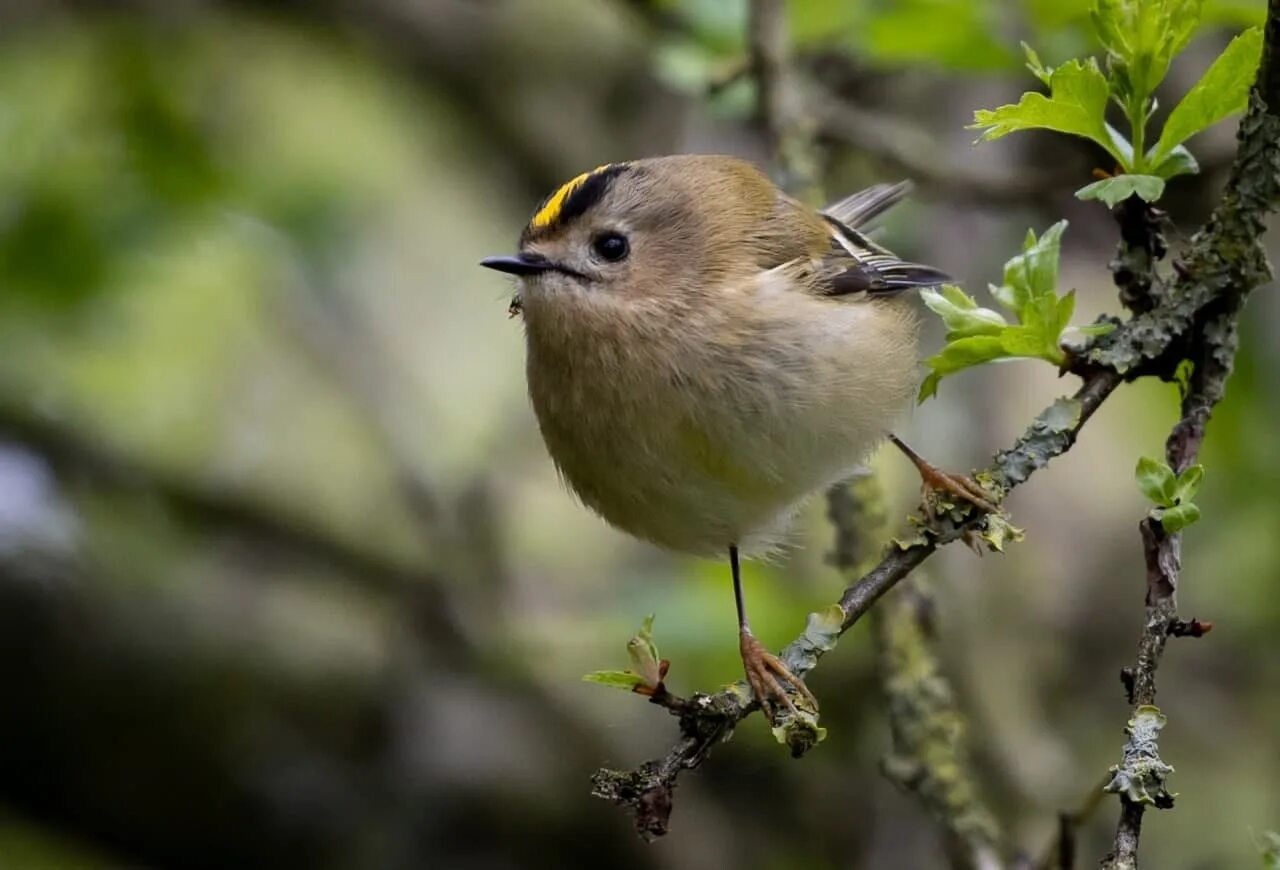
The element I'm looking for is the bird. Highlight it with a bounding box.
[480,154,994,716]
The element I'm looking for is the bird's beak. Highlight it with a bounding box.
[479,252,556,276]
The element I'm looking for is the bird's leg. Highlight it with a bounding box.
[730,545,818,718]
[887,433,998,519]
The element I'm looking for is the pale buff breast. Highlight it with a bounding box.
[522,288,919,557]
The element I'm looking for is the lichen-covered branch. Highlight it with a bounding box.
[1101,5,1280,866]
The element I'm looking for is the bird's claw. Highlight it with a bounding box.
[739,630,817,719]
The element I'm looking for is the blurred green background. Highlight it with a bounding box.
[0,1,1275,868]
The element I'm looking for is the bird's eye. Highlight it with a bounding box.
[592,232,629,262]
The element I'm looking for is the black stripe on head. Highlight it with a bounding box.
[556,163,630,225]
[522,163,632,242]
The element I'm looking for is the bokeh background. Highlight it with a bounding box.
[0,1,1276,868]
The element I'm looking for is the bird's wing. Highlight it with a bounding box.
[823,180,913,231]
[756,182,949,298]
[815,211,950,297]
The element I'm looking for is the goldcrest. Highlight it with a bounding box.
[481,154,966,715]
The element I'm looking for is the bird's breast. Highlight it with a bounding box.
[521,293,919,554]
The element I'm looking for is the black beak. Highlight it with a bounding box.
[479,252,555,276]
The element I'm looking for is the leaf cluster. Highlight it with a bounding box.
[919,221,1111,399]
[1135,457,1205,531]
[583,614,669,693]
[973,0,1262,207]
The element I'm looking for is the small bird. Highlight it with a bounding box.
[481,155,992,716]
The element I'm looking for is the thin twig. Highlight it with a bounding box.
[1101,4,1280,866]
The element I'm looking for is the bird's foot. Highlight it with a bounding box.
[739,630,817,718]
[888,434,999,520]
[916,464,999,522]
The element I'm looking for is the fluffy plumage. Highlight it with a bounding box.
[506,155,943,556]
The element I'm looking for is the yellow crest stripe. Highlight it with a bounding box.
[530,164,613,229]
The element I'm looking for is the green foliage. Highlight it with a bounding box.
[1092,0,1201,105]
[1149,27,1265,167]
[918,222,1112,399]
[1136,456,1205,531]
[973,56,1125,162]
[583,614,667,692]
[971,0,1262,202]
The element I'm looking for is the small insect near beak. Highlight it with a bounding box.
[479,253,556,276]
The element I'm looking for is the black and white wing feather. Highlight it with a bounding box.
[817,181,950,297]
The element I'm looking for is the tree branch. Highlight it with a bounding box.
[1100,4,1280,866]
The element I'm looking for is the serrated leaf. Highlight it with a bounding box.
[583,670,647,690]
[1136,456,1178,506]
[1008,220,1068,306]
[1173,464,1205,504]
[1157,502,1201,532]
[1076,173,1167,206]
[971,59,1125,164]
[1023,41,1053,85]
[1093,0,1203,103]
[919,221,1090,398]
[920,285,1009,339]
[1149,27,1263,166]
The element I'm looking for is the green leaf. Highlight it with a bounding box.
[971,58,1126,164]
[998,325,1064,362]
[625,613,664,688]
[920,221,1096,399]
[1173,464,1205,503]
[1156,502,1201,532]
[1093,0,1203,103]
[585,614,665,692]
[1023,41,1053,85]
[1075,173,1166,206]
[1056,289,1077,334]
[920,285,1008,339]
[1136,456,1178,506]
[1149,27,1264,166]
[1150,144,1200,179]
[582,670,647,690]
[1000,220,1068,313]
